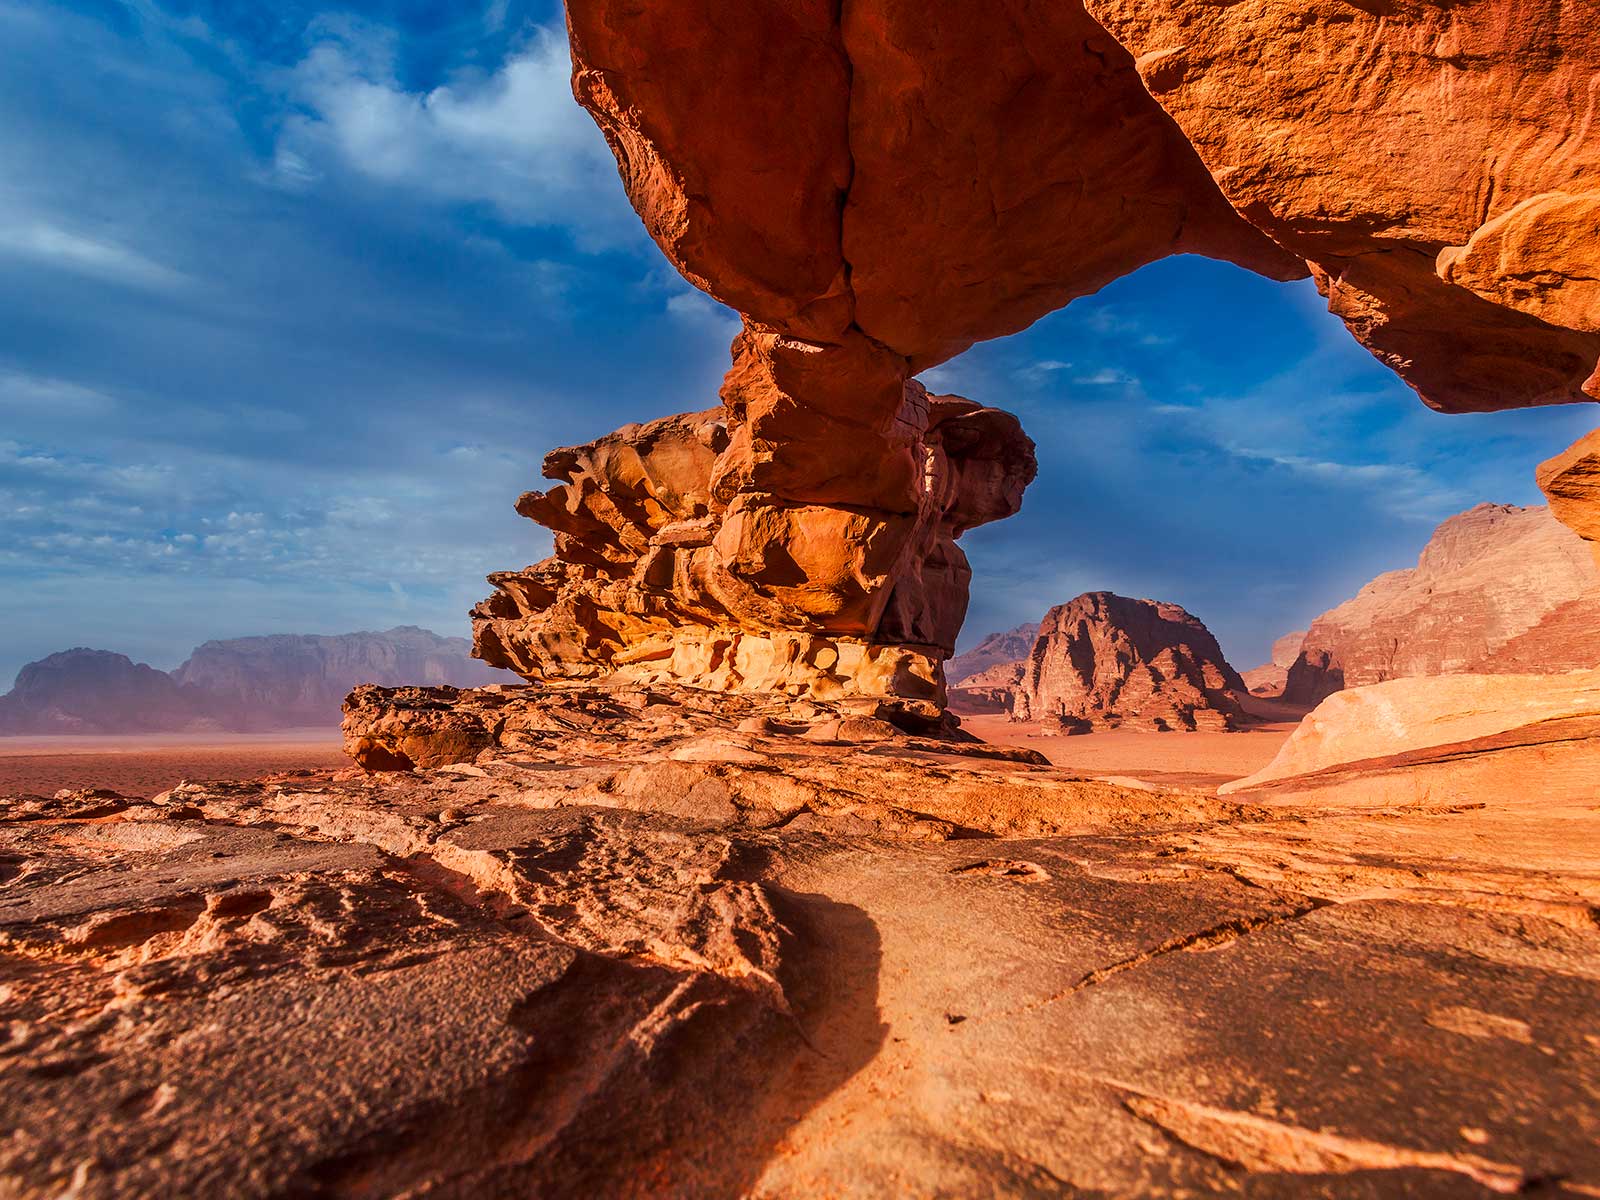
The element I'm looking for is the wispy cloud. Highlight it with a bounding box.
[0,221,191,291]
[276,20,633,246]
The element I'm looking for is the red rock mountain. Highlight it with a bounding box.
[946,624,1036,685]
[1013,593,1248,732]
[1283,505,1600,705]
[174,627,509,729]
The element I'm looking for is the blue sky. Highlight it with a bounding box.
[2,0,1596,688]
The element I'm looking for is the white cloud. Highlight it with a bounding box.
[277,22,633,246]
[0,221,191,291]
[665,287,740,339]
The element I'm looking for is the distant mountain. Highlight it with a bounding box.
[0,649,215,734]
[0,628,513,735]
[174,627,509,729]
[945,623,1037,685]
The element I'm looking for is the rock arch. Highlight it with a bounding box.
[472,0,1600,713]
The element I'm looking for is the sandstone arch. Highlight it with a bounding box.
[473,0,1600,711]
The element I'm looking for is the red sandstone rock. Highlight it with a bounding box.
[1013,592,1248,732]
[1283,505,1600,705]
[567,0,1600,413]
[1539,429,1600,571]
[1239,630,1307,698]
[473,395,1035,707]
[1085,0,1600,410]
[946,624,1037,687]
[12,687,1600,1196]
[1225,671,1600,794]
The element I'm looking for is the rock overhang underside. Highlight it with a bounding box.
[474,0,1600,705]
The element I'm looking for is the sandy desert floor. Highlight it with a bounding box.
[963,697,1310,790]
[0,730,348,798]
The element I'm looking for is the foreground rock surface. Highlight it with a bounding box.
[4,681,1599,1197]
[1014,593,1249,732]
[1284,504,1600,705]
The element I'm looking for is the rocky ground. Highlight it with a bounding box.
[3,680,1598,1198]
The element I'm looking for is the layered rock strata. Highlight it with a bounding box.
[1013,592,1248,732]
[472,395,1035,716]
[1283,504,1600,706]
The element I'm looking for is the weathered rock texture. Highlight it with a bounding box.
[1240,630,1307,698]
[533,1,1600,708]
[568,0,1600,417]
[1284,505,1600,705]
[5,681,1599,1197]
[472,397,1035,717]
[1013,593,1248,732]
[1540,429,1600,571]
[946,623,1036,715]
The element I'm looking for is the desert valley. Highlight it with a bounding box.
[5,0,1600,1197]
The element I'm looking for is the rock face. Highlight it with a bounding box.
[946,624,1037,686]
[471,396,1036,718]
[0,650,213,735]
[1013,593,1248,732]
[0,629,505,734]
[1240,630,1307,698]
[535,2,1600,712]
[173,626,508,729]
[1540,429,1600,571]
[1283,505,1600,705]
[945,623,1035,714]
[567,0,1600,421]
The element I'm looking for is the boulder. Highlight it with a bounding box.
[1539,429,1600,571]
[1223,671,1600,794]
[1013,593,1248,732]
[1283,505,1600,705]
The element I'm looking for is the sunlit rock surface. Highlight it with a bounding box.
[471,396,1035,713]
[1541,429,1600,571]
[1013,592,1248,732]
[1284,505,1600,705]
[4,679,1599,1197]
[568,0,1600,413]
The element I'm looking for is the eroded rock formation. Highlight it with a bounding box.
[524,1,1600,708]
[1283,505,1600,705]
[568,0,1600,417]
[1540,429,1600,570]
[946,624,1037,687]
[472,392,1035,717]
[1013,592,1247,732]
